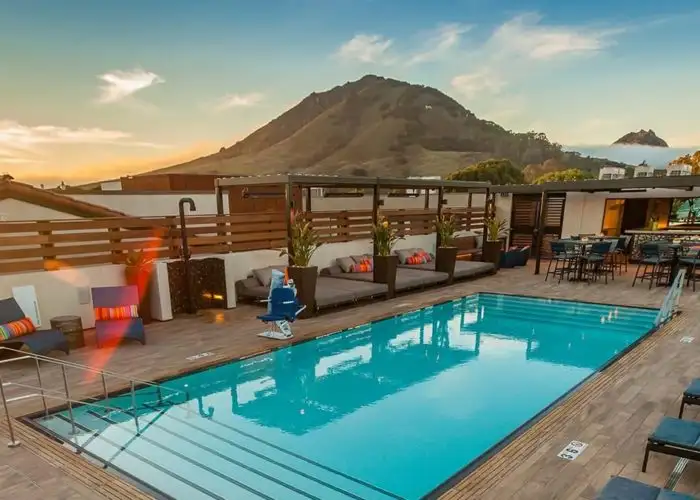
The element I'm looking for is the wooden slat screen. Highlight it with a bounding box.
[443,207,486,231]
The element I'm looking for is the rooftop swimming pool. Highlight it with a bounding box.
[34,293,659,500]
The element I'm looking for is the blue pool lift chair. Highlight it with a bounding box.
[597,476,697,500]
[679,378,700,419]
[642,417,700,472]
[257,287,305,340]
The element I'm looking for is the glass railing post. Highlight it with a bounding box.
[61,365,77,435]
[35,358,48,417]
[0,375,21,447]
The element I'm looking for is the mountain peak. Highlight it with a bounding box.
[613,129,669,147]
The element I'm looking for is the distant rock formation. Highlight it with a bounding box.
[613,130,669,147]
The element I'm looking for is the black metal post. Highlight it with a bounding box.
[178,197,197,314]
[215,184,224,215]
[372,182,380,255]
[436,186,444,247]
[424,188,430,209]
[481,188,490,251]
[533,191,549,275]
[284,180,294,266]
[305,187,312,211]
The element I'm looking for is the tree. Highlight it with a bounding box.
[532,168,593,184]
[446,159,524,185]
[670,150,700,174]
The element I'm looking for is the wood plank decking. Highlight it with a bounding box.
[1,264,699,499]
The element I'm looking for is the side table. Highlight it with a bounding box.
[50,315,85,349]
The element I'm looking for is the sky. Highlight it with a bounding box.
[1,0,699,185]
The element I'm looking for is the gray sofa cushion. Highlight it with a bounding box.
[253,267,274,287]
[235,277,269,299]
[399,260,494,279]
[395,268,448,291]
[396,248,415,264]
[336,257,356,273]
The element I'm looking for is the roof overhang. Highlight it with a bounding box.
[490,175,700,195]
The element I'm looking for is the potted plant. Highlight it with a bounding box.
[124,249,154,324]
[372,214,402,298]
[279,212,322,318]
[435,214,458,283]
[483,217,507,269]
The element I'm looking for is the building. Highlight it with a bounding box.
[598,166,626,180]
[666,163,692,176]
[633,164,654,178]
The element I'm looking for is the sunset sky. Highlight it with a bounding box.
[2,0,699,185]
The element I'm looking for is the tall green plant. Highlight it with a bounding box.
[435,214,457,247]
[485,216,507,242]
[279,212,322,267]
[372,215,402,256]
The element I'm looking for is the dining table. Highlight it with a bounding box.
[555,238,618,282]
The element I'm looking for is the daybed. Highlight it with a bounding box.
[321,255,449,291]
[235,266,388,310]
[394,247,495,280]
[454,231,483,261]
[0,297,69,356]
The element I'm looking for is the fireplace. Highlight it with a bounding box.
[167,258,227,314]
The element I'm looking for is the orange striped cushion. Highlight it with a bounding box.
[0,317,36,340]
[94,306,138,321]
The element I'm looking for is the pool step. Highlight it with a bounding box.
[44,407,400,500]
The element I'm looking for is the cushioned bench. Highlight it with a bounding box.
[643,417,700,472]
[400,260,495,280]
[0,298,69,356]
[321,264,448,291]
[597,476,696,500]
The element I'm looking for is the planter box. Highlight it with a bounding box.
[435,246,458,284]
[288,266,318,319]
[482,241,502,270]
[373,255,398,299]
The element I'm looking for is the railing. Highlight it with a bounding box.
[0,346,185,447]
[655,268,686,326]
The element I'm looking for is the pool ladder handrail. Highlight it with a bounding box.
[0,345,185,448]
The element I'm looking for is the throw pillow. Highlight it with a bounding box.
[94,306,139,321]
[337,257,356,273]
[253,267,274,287]
[0,317,35,340]
[415,250,431,263]
[396,249,414,264]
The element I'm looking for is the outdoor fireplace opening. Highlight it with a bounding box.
[167,257,227,314]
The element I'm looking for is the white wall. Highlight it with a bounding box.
[0,199,78,221]
[561,193,607,237]
[0,264,126,330]
[68,192,229,217]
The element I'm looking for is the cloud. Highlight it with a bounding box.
[335,34,394,63]
[408,23,471,65]
[97,69,164,103]
[489,13,620,60]
[451,69,507,99]
[216,92,264,111]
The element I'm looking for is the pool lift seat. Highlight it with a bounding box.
[257,287,305,340]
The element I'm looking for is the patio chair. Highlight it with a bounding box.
[633,242,672,289]
[582,241,614,284]
[679,378,700,419]
[257,287,305,341]
[642,417,700,472]
[680,246,700,292]
[0,297,69,356]
[545,241,576,283]
[91,286,146,348]
[597,476,697,500]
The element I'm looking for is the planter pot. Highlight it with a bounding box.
[482,241,502,270]
[435,246,458,284]
[288,266,318,319]
[125,265,153,324]
[373,254,398,299]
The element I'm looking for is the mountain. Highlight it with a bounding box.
[151,75,623,178]
[613,129,669,147]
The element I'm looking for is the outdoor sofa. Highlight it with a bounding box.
[394,247,496,279]
[0,297,69,356]
[235,265,388,310]
[321,254,449,291]
[597,476,696,500]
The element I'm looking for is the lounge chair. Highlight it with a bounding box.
[0,297,69,356]
[679,378,700,419]
[235,266,388,310]
[395,248,495,280]
[642,417,700,472]
[321,262,448,291]
[91,286,146,348]
[597,476,697,500]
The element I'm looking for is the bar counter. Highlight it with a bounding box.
[625,229,700,260]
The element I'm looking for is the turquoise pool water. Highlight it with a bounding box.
[35,294,658,500]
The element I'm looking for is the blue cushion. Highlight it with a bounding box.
[257,313,289,322]
[0,329,69,355]
[597,476,697,500]
[95,317,145,347]
[92,285,140,308]
[0,298,25,324]
[684,378,700,397]
[680,257,700,265]
[650,417,700,447]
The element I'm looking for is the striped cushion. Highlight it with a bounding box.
[0,317,36,340]
[351,259,374,272]
[94,306,138,321]
[416,250,432,262]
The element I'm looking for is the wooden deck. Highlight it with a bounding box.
[1,263,700,499]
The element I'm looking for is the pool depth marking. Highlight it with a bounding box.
[557,440,588,461]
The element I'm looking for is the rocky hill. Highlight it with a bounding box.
[152,75,622,178]
[613,129,669,147]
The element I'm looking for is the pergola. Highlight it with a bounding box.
[489,175,700,275]
[215,174,491,261]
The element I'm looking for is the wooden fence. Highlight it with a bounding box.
[0,207,487,274]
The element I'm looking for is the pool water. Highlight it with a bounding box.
[35,294,658,500]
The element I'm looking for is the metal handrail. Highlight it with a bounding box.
[655,268,686,326]
[0,346,185,448]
